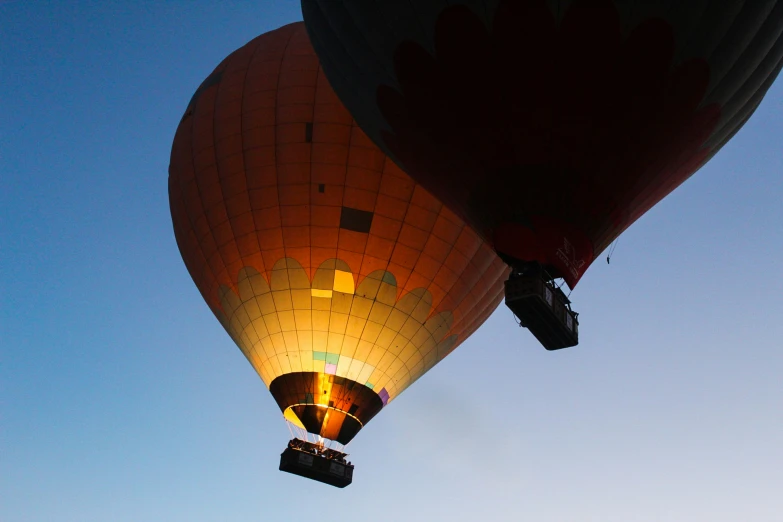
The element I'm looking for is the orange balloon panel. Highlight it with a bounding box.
[169,22,508,443]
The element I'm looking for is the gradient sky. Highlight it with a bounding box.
[2,3,782,521]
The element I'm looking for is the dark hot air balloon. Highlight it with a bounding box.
[302,0,783,348]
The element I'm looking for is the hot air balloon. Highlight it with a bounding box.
[168,22,508,487]
[302,0,783,349]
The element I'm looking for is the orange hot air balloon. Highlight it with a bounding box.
[168,22,508,480]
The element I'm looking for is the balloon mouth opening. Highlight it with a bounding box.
[283,405,364,445]
[496,250,564,282]
[493,219,593,288]
[270,372,384,445]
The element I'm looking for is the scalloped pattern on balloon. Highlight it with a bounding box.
[217,258,457,404]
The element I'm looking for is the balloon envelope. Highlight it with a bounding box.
[302,0,783,286]
[168,23,508,444]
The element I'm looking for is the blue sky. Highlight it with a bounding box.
[2,2,782,521]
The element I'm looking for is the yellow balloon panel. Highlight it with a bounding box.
[217,258,455,403]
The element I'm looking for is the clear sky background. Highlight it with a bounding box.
[2,2,782,521]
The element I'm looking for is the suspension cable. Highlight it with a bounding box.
[607,238,620,264]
